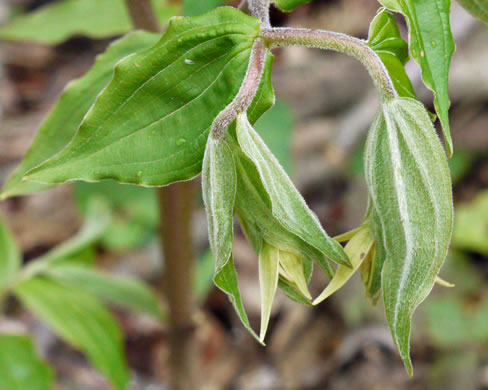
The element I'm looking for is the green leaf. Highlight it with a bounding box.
[367,8,417,100]
[183,0,225,16]
[75,181,158,250]
[1,31,161,200]
[0,215,20,292]
[15,277,129,390]
[0,334,54,390]
[273,0,312,12]
[258,241,280,341]
[379,0,455,156]
[46,265,163,319]
[236,113,350,267]
[457,0,488,25]
[24,8,262,187]
[0,0,176,44]
[195,250,216,301]
[364,97,453,375]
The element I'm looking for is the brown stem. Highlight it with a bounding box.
[123,1,198,389]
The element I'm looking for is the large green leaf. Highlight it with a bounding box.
[457,0,488,25]
[183,0,225,16]
[367,8,417,100]
[15,277,129,390]
[0,215,20,292]
[273,0,312,12]
[1,31,161,200]
[0,334,54,390]
[379,0,455,156]
[0,0,176,44]
[25,8,261,187]
[364,97,453,375]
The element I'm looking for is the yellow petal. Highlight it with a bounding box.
[278,250,312,300]
[259,242,280,342]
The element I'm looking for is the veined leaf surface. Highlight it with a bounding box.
[364,97,453,375]
[0,0,176,44]
[25,8,261,187]
[379,0,455,156]
[1,31,160,200]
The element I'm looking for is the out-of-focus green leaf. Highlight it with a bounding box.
[273,0,312,12]
[15,277,129,390]
[0,215,20,292]
[0,334,54,390]
[46,265,163,319]
[367,8,417,100]
[183,0,225,16]
[255,100,294,176]
[452,190,488,255]
[457,0,488,25]
[379,0,455,156]
[427,351,479,390]
[195,250,215,301]
[75,181,158,250]
[0,0,176,44]
[364,98,453,375]
[1,31,160,200]
[24,8,261,187]
[448,149,474,183]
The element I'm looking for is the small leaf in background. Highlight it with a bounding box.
[24,8,261,187]
[75,181,158,250]
[183,0,225,16]
[457,0,488,25]
[0,215,20,292]
[46,265,163,319]
[258,242,280,341]
[452,190,488,255]
[255,100,295,176]
[273,0,312,12]
[379,0,455,156]
[0,0,176,44]
[236,113,350,267]
[364,97,453,375]
[195,250,216,302]
[15,277,129,390]
[0,334,54,390]
[1,31,160,200]
[447,149,474,184]
[367,8,417,100]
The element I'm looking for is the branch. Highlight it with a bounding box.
[248,0,271,28]
[124,0,161,33]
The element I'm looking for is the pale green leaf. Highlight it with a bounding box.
[183,0,225,16]
[46,265,163,319]
[15,277,129,390]
[24,8,261,187]
[0,215,20,292]
[273,0,312,12]
[364,97,453,375]
[195,250,216,301]
[379,0,455,156]
[457,0,488,25]
[258,241,280,341]
[0,0,176,44]
[278,249,311,300]
[1,31,160,200]
[0,334,54,390]
[314,227,374,305]
[236,113,350,267]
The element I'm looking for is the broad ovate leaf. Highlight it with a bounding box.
[0,215,20,292]
[15,277,129,390]
[273,0,312,12]
[379,0,455,156]
[25,8,261,187]
[1,31,160,200]
[0,334,54,390]
[0,0,176,44]
[314,227,374,305]
[367,8,417,100]
[457,0,488,25]
[236,113,350,267]
[364,97,453,375]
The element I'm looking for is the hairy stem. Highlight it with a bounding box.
[124,1,198,390]
[261,27,397,102]
[211,38,267,138]
[248,0,271,28]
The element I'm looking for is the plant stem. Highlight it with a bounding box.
[248,0,271,28]
[261,27,397,102]
[123,1,198,389]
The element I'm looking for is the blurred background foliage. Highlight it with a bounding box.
[0,0,486,389]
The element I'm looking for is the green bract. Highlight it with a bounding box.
[272,0,312,12]
[24,7,262,187]
[365,97,453,375]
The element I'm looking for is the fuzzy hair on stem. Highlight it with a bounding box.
[248,0,271,28]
